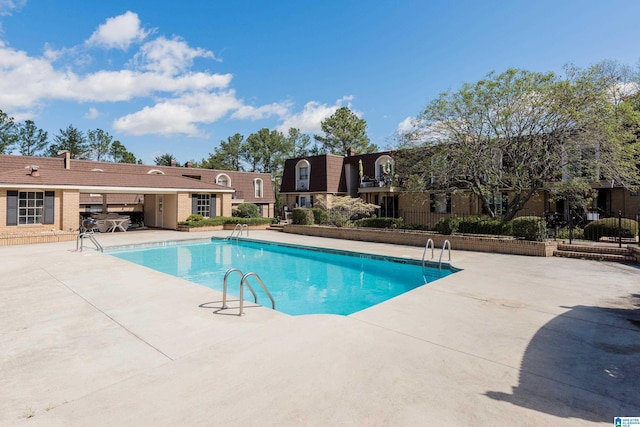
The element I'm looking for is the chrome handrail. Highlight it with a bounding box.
[221,268,257,311]
[421,238,434,268]
[75,232,103,253]
[227,223,249,240]
[438,239,451,269]
[221,268,274,316]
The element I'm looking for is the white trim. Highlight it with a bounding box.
[3,184,235,194]
[215,173,231,187]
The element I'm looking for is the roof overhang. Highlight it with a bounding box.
[4,184,236,194]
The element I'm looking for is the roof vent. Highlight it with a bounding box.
[27,165,40,177]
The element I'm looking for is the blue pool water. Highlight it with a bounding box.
[108,239,455,316]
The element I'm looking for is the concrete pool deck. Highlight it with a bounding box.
[1,229,639,426]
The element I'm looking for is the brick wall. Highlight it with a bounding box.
[283,225,558,257]
[61,190,80,231]
[177,193,191,222]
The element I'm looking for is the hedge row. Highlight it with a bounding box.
[288,208,640,242]
[178,216,274,228]
[584,218,639,241]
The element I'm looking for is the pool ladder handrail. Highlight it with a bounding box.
[421,238,451,270]
[227,223,249,240]
[221,268,275,316]
[75,232,103,253]
[438,239,451,269]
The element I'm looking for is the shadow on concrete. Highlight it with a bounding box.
[198,300,263,316]
[486,294,640,422]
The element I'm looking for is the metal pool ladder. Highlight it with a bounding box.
[75,232,103,253]
[227,223,249,240]
[221,268,275,316]
[421,238,451,270]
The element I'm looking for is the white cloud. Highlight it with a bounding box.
[0,12,349,140]
[231,101,291,121]
[84,107,100,119]
[276,96,354,133]
[113,90,244,136]
[396,116,418,134]
[86,11,150,50]
[0,40,232,107]
[133,36,215,75]
[0,0,26,16]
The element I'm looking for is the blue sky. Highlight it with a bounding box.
[0,0,639,164]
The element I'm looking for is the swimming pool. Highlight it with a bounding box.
[108,239,456,316]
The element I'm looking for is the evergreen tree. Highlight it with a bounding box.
[17,120,49,156]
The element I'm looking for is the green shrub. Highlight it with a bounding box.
[292,208,314,225]
[178,216,272,228]
[222,217,273,225]
[555,226,584,240]
[435,217,461,234]
[400,223,430,231]
[354,217,404,229]
[232,203,260,218]
[511,216,546,241]
[456,216,511,235]
[584,217,639,241]
[311,208,327,225]
[186,213,204,222]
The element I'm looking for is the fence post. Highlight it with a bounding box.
[618,210,623,249]
[568,209,573,244]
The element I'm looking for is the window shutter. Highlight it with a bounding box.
[6,191,18,226]
[210,194,217,217]
[44,191,55,224]
[192,194,198,214]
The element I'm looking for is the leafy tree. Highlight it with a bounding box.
[201,133,245,170]
[243,128,287,173]
[154,153,177,166]
[87,128,113,161]
[396,66,640,220]
[314,107,377,155]
[285,127,312,158]
[0,109,18,154]
[48,125,89,159]
[110,140,138,163]
[16,120,49,156]
[314,195,379,227]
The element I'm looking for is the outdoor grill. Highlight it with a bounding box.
[81,217,97,233]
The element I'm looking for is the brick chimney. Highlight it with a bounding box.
[346,147,355,157]
[170,159,177,167]
[57,150,71,169]
[185,161,193,168]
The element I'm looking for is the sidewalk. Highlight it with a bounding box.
[1,230,639,426]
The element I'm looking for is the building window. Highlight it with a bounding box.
[430,193,451,214]
[18,191,44,224]
[483,192,508,215]
[194,194,211,217]
[297,196,312,208]
[375,155,394,184]
[295,160,311,191]
[299,166,308,180]
[254,179,263,198]
[216,174,231,187]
